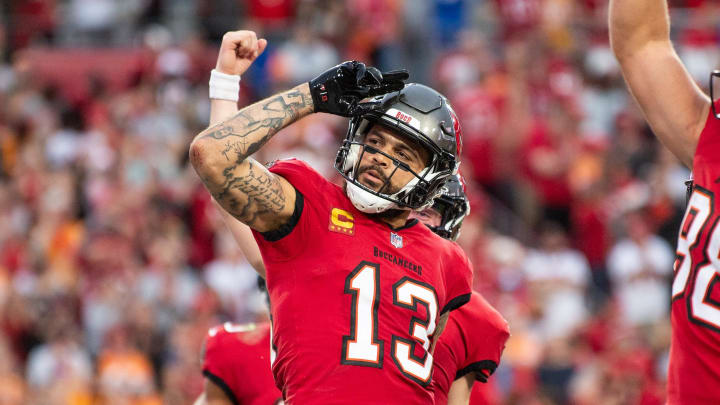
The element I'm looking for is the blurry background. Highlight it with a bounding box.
[0,0,716,404]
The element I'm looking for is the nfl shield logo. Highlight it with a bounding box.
[390,232,403,249]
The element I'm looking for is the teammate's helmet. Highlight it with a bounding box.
[335,83,462,213]
[428,174,470,241]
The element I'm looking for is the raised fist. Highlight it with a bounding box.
[309,61,409,117]
[215,30,268,76]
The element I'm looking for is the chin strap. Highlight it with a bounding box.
[346,182,398,213]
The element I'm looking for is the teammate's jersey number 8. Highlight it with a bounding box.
[672,187,720,331]
[341,261,438,386]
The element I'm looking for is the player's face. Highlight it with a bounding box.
[409,207,442,227]
[356,125,430,194]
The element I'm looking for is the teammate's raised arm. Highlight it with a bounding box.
[612,4,720,402]
[209,31,267,127]
[609,0,709,168]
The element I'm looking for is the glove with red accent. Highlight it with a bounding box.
[309,61,409,117]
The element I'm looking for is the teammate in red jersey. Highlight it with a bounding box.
[190,31,472,404]
[611,1,720,403]
[433,292,509,405]
[409,176,509,405]
[199,321,281,405]
[195,277,282,405]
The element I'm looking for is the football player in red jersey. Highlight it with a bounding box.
[190,31,472,404]
[208,174,508,405]
[611,1,720,403]
[433,292,509,405]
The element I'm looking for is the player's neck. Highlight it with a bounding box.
[373,208,412,229]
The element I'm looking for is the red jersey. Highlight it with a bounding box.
[669,102,720,403]
[252,159,473,405]
[431,292,509,405]
[202,322,283,405]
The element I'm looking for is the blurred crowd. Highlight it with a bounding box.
[1,0,719,404]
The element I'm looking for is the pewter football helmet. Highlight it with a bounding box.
[335,83,462,213]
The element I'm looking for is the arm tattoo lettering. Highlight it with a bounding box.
[194,85,311,228]
[211,162,287,227]
[200,88,311,162]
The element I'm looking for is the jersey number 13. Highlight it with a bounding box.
[341,261,438,386]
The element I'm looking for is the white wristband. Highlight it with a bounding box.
[209,69,241,102]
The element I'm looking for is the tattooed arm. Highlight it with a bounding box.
[190,83,314,232]
[192,31,407,232]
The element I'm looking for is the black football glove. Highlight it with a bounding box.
[309,61,409,117]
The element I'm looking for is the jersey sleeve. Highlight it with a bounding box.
[440,246,473,315]
[252,158,332,262]
[202,330,241,405]
[454,295,510,383]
